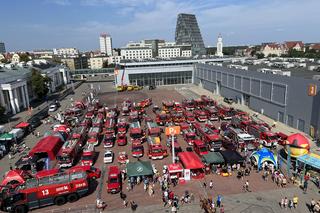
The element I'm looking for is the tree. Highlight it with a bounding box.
[31,69,51,100]
[0,58,8,63]
[19,53,31,62]
[256,53,265,59]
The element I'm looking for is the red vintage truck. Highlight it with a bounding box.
[156,113,170,126]
[80,143,95,166]
[162,101,174,113]
[182,128,196,146]
[203,106,219,121]
[173,102,183,113]
[171,112,185,125]
[87,126,101,146]
[193,139,209,156]
[117,119,127,134]
[231,115,252,131]
[216,104,234,120]
[183,110,196,123]
[103,134,115,148]
[0,169,90,213]
[57,137,83,168]
[131,141,144,158]
[147,136,167,160]
[107,166,122,194]
[193,122,222,151]
[103,118,116,135]
[116,133,127,146]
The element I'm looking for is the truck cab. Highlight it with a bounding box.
[116,133,127,146]
[193,139,209,156]
[81,144,95,166]
[147,136,167,160]
[183,128,196,145]
[194,110,207,122]
[131,141,144,158]
[107,166,122,193]
[103,134,115,148]
[183,111,195,123]
[182,99,195,111]
[225,127,258,150]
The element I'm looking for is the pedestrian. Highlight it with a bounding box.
[280,197,285,208]
[311,199,316,212]
[171,205,177,213]
[130,200,137,212]
[289,199,294,209]
[37,131,40,137]
[123,199,128,208]
[211,200,216,212]
[304,180,309,193]
[217,194,222,208]
[245,180,250,192]
[220,204,225,213]
[293,195,298,208]
[284,197,288,209]
[209,180,213,190]
[203,182,207,188]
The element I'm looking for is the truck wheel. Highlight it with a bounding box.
[67,193,79,203]
[14,205,27,213]
[54,196,66,206]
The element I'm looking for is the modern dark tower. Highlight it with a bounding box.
[175,13,206,56]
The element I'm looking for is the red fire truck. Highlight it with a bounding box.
[87,127,101,146]
[0,170,90,213]
[116,133,127,146]
[104,118,116,135]
[134,103,145,115]
[194,98,205,109]
[162,101,174,113]
[80,118,92,129]
[183,110,196,123]
[147,136,167,160]
[129,110,139,123]
[92,116,103,128]
[57,137,84,168]
[117,119,127,134]
[247,124,278,148]
[103,134,115,148]
[171,112,185,125]
[182,99,195,111]
[231,115,252,131]
[107,166,122,193]
[131,141,144,158]
[156,113,170,126]
[71,126,87,141]
[146,121,161,137]
[224,127,258,150]
[216,105,234,120]
[201,95,216,106]
[203,107,219,121]
[194,110,207,122]
[193,139,209,156]
[80,143,95,166]
[173,102,183,113]
[129,122,144,143]
[182,128,196,145]
[193,123,222,151]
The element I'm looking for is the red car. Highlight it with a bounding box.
[107,166,122,193]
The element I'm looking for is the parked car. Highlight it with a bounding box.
[48,104,58,112]
[27,117,42,129]
[223,97,234,104]
[149,85,156,90]
[104,150,114,163]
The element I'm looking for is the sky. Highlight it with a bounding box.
[1,0,320,52]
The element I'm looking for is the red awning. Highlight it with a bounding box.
[15,122,30,128]
[168,163,183,173]
[1,169,26,186]
[178,152,204,170]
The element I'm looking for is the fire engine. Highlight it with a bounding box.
[146,121,161,137]
[147,136,167,160]
[117,119,127,134]
[173,102,183,113]
[201,95,216,106]
[72,126,87,141]
[0,170,90,213]
[194,110,207,122]
[129,110,139,122]
[204,120,220,133]
[183,111,195,123]
[116,133,127,146]
[203,106,219,121]
[216,105,234,120]
[182,128,196,145]
[92,116,103,128]
[129,122,144,142]
[57,136,84,168]
[131,141,144,157]
[231,115,252,131]
[80,143,95,166]
[80,118,92,129]
[156,113,170,126]
[194,98,205,109]
[107,166,121,193]
[138,98,152,108]
[193,123,222,151]
[247,124,278,148]
[104,118,116,135]
[224,127,258,150]
[193,139,209,156]
[133,103,145,115]
[162,101,174,113]
[250,116,271,130]
[103,134,115,148]
[87,126,101,146]
[171,112,185,125]
[182,99,195,111]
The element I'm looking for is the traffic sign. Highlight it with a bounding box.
[165,126,180,136]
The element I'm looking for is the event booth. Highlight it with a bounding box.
[202,152,225,174]
[167,163,184,180]
[285,133,310,158]
[178,152,205,179]
[250,148,277,170]
[126,160,154,177]
[220,150,245,165]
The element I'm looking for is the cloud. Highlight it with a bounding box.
[44,0,71,6]
[80,0,155,7]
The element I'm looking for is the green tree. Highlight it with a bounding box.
[0,58,8,63]
[19,53,31,62]
[31,69,51,100]
[256,53,265,59]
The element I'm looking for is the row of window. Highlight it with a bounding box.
[277,112,305,132]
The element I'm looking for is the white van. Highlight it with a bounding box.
[9,128,24,141]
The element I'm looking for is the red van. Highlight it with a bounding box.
[107,166,122,193]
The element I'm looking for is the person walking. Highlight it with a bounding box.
[304,180,309,193]
[245,180,250,192]
[280,197,285,208]
[209,180,214,190]
[217,194,222,208]
[311,199,316,212]
[220,204,225,213]
[130,200,137,212]
[203,182,207,189]
[284,197,288,209]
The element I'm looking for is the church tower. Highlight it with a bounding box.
[215,34,223,57]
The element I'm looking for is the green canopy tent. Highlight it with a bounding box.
[126,160,154,177]
[202,152,225,165]
[0,133,14,141]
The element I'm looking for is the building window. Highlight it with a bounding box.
[297,119,305,132]
[278,111,284,123]
[287,115,294,127]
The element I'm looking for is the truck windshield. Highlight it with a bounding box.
[152,149,162,154]
[267,135,278,140]
[131,133,142,139]
[132,146,143,152]
[57,156,71,162]
[81,155,92,161]
[187,135,195,140]
[199,147,207,152]
[109,178,119,184]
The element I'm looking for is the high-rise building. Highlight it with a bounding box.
[99,33,113,56]
[215,34,223,57]
[0,42,6,53]
[175,13,206,56]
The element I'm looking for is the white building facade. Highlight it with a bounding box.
[158,47,181,58]
[99,33,113,56]
[89,57,107,69]
[120,48,153,60]
[53,48,79,56]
